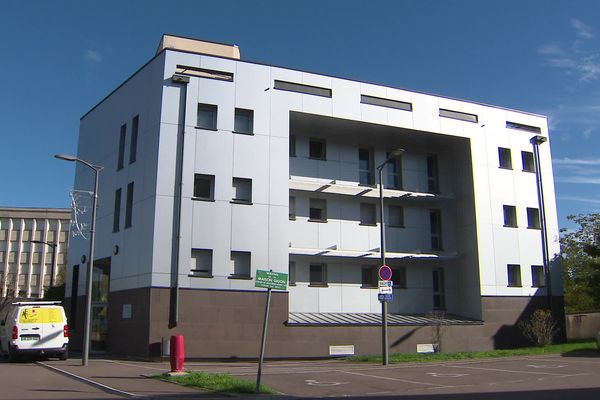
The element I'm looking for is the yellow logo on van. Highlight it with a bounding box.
[18,307,62,324]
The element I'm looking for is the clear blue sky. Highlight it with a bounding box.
[1,0,599,230]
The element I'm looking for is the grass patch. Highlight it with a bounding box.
[347,340,598,363]
[156,371,277,394]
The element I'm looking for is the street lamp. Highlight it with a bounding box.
[529,136,553,313]
[376,148,404,366]
[54,153,102,366]
[30,240,58,288]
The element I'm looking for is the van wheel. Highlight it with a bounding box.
[59,348,68,361]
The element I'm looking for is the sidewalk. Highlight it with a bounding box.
[39,358,230,399]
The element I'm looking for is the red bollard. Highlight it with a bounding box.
[170,335,185,373]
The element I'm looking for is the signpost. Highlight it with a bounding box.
[254,269,288,393]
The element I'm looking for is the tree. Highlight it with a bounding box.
[560,213,600,312]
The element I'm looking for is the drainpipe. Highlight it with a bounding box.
[169,74,189,327]
[530,135,553,314]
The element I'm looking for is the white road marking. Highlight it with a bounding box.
[37,362,138,398]
[427,372,467,378]
[305,379,348,386]
[527,364,566,369]
[342,370,445,387]
[444,364,568,376]
[103,359,166,371]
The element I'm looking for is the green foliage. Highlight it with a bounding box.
[157,371,277,394]
[346,340,597,363]
[560,213,600,312]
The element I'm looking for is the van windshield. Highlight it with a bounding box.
[18,307,63,324]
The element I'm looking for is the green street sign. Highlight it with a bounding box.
[255,270,288,290]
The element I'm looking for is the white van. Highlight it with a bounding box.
[0,301,69,361]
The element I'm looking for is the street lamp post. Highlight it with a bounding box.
[530,136,553,313]
[30,239,57,288]
[55,154,102,367]
[376,148,404,366]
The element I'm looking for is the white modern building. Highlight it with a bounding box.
[0,207,70,299]
[65,34,563,357]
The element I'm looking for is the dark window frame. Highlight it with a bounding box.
[439,108,478,123]
[274,80,332,98]
[507,264,522,287]
[503,205,518,228]
[527,207,541,229]
[193,174,215,201]
[196,103,218,130]
[117,124,126,170]
[499,147,513,170]
[531,265,545,288]
[309,138,326,160]
[309,198,327,222]
[360,94,412,111]
[129,115,139,164]
[521,151,535,172]
[234,108,254,135]
[360,203,377,226]
[112,188,121,233]
[309,263,328,287]
[124,182,134,229]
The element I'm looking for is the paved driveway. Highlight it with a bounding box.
[1,351,600,399]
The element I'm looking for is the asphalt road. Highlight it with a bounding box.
[1,351,600,399]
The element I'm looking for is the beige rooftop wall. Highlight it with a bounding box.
[156,34,240,59]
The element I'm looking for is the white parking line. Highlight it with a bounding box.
[341,369,446,387]
[37,362,138,398]
[444,364,569,376]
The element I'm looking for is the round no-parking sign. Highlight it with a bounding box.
[378,265,392,281]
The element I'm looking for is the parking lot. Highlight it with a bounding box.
[1,351,600,399]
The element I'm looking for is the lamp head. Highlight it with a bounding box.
[54,154,77,162]
[389,148,405,157]
[530,136,547,145]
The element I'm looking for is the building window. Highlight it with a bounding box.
[273,80,332,98]
[360,203,377,225]
[230,251,251,279]
[531,265,545,287]
[527,207,540,229]
[117,124,126,170]
[289,134,296,157]
[522,151,535,172]
[427,154,439,193]
[432,268,446,309]
[289,261,296,286]
[309,198,327,222]
[392,266,407,288]
[193,174,215,201]
[309,138,326,160]
[309,263,327,286]
[234,108,253,134]
[232,177,252,204]
[129,115,139,164]
[503,205,517,227]
[197,103,217,130]
[125,182,134,228]
[388,205,404,228]
[191,249,212,277]
[498,147,512,169]
[70,265,79,326]
[506,121,541,133]
[507,264,522,287]
[387,152,403,189]
[289,196,296,220]
[112,188,121,233]
[430,209,443,250]
[361,94,412,111]
[361,266,377,288]
[439,108,478,123]
[358,147,374,185]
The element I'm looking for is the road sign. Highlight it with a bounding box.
[379,265,392,281]
[379,280,393,294]
[378,293,393,302]
[255,270,288,290]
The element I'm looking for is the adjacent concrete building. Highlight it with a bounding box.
[65,34,563,357]
[0,207,70,299]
